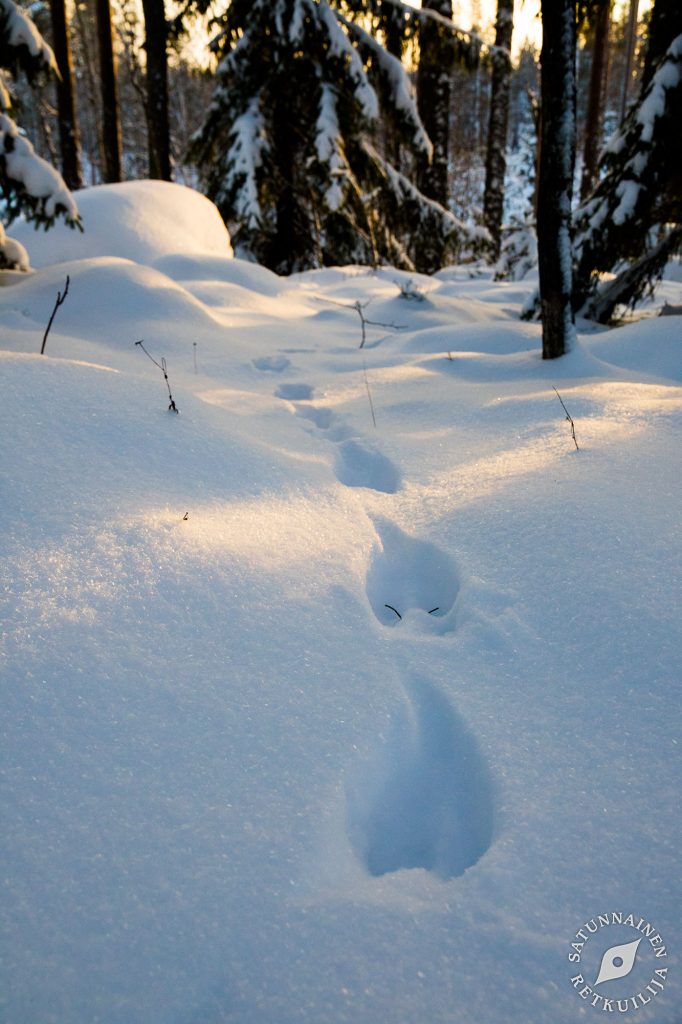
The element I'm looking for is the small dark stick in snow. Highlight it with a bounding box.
[553,386,579,450]
[183,512,189,521]
[135,340,179,413]
[363,358,377,429]
[385,604,402,620]
[40,275,70,355]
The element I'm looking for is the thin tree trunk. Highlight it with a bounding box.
[49,0,83,190]
[620,0,639,120]
[380,0,404,168]
[416,0,454,274]
[483,0,514,261]
[95,0,122,182]
[537,0,577,359]
[141,0,171,180]
[580,0,612,201]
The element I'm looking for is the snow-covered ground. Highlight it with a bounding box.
[1,182,680,1024]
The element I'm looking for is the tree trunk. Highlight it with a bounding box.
[483,0,514,261]
[537,0,577,359]
[95,0,122,182]
[416,0,454,273]
[49,0,83,190]
[619,0,639,120]
[580,0,612,201]
[141,0,171,180]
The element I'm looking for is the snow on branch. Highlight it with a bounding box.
[0,0,57,76]
[377,0,508,59]
[574,30,682,300]
[0,112,79,225]
[335,10,432,157]
[317,0,379,120]
[315,82,348,212]
[220,97,266,227]
[366,141,489,251]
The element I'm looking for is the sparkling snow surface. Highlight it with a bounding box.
[1,183,680,1024]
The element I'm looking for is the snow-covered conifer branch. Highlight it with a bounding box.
[0,112,79,226]
[335,10,432,157]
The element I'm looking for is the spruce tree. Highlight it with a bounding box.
[0,0,80,269]
[190,0,484,274]
[573,0,682,321]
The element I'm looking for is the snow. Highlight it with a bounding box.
[0,0,57,73]
[0,113,79,224]
[218,98,266,228]
[1,181,681,1024]
[11,180,232,269]
[636,34,682,143]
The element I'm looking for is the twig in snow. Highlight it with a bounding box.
[40,275,70,355]
[326,297,406,349]
[385,604,402,620]
[182,512,189,521]
[428,607,440,614]
[363,358,377,429]
[193,342,198,374]
[135,340,179,413]
[352,299,405,349]
[553,387,579,451]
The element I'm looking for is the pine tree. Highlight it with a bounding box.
[573,0,682,321]
[536,0,577,359]
[95,0,122,182]
[141,0,171,180]
[483,0,514,262]
[190,0,484,274]
[0,0,80,269]
[579,0,612,201]
[48,0,83,190]
[415,0,455,274]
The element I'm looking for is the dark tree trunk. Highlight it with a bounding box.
[95,0,122,182]
[483,0,514,261]
[49,0,83,190]
[268,90,311,275]
[380,0,405,167]
[537,0,577,359]
[580,0,612,201]
[619,0,639,120]
[141,0,171,180]
[416,0,454,273]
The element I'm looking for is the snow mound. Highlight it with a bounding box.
[0,258,227,361]
[152,254,283,296]
[11,180,233,269]
[585,316,682,383]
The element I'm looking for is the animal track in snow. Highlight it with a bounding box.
[278,384,400,493]
[366,518,459,631]
[293,404,334,430]
[334,441,400,494]
[346,677,494,879]
[252,355,291,373]
[275,382,314,401]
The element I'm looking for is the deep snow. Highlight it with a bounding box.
[1,182,680,1024]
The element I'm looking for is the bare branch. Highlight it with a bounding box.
[40,275,70,355]
[553,387,579,450]
[135,340,179,413]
